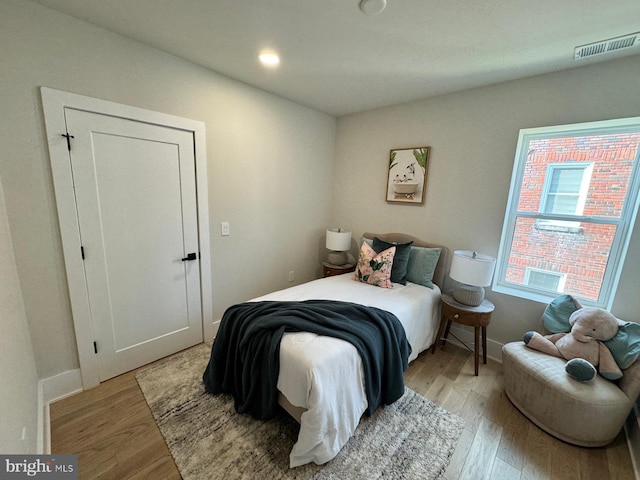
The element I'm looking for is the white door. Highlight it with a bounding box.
[64,108,203,381]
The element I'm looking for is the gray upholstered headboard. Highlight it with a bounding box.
[362,232,450,290]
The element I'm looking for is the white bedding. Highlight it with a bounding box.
[251,273,442,467]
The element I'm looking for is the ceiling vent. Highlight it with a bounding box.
[574,32,640,60]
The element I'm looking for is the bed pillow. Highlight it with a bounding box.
[406,246,441,289]
[542,294,581,333]
[353,242,396,289]
[372,237,413,285]
[604,322,640,370]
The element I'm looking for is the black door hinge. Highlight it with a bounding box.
[61,133,74,151]
[81,246,85,259]
[93,341,97,354]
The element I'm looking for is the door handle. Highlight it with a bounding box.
[181,252,197,261]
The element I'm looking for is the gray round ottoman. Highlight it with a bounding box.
[502,341,635,447]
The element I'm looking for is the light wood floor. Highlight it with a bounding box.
[50,343,636,480]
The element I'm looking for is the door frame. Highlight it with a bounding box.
[41,87,213,389]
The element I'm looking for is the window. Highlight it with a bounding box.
[494,117,640,308]
[537,163,593,232]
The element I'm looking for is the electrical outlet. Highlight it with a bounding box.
[288,271,295,282]
[221,222,230,236]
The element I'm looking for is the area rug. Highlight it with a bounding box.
[136,343,464,480]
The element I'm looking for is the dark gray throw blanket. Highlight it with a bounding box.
[203,299,411,421]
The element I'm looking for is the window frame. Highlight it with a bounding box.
[536,162,593,232]
[493,117,640,309]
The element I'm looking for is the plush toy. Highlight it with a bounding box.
[524,306,625,382]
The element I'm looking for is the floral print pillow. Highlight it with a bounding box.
[353,242,396,288]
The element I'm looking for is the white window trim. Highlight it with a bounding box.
[493,116,640,309]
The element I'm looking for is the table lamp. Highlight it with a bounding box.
[449,250,496,306]
[326,228,352,265]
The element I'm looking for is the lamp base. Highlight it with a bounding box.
[453,283,485,306]
[327,251,347,265]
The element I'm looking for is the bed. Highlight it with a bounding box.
[205,232,449,467]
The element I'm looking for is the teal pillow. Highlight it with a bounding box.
[373,237,413,285]
[406,246,441,289]
[605,322,640,370]
[542,294,580,333]
[361,237,373,248]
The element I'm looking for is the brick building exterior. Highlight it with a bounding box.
[506,133,640,301]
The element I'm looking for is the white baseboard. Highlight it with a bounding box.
[210,319,221,340]
[38,369,83,454]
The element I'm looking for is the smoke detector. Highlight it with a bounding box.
[574,32,639,60]
[359,0,387,15]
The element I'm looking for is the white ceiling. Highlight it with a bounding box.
[35,0,640,116]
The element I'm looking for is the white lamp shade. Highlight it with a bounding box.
[449,250,496,287]
[326,228,352,251]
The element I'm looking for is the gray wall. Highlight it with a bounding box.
[333,55,640,347]
[0,174,39,453]
[0,0,336,383]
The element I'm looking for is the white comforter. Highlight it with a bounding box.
[251,273,441,467]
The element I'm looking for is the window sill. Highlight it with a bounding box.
[492,282,603,308]
[492,283,556,306]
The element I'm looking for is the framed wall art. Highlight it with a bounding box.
[386,146,430,204]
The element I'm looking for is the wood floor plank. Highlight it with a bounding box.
[424,374,455,406]
[404,357,435,396]
[482,388,508,425]
[520,422,553,480]
[51,370,180,480]
[549,436,581,480]
[444,427,476,480]
[440,344,471,381]
[490,457,522,480]
[50,343,636,480]
[494,391,529,471]
[457,389,489,434]
[439,382,468,416]
[472,360,502,398]
[579,446,611,480]
[458,416,502,480]
[106,441,179,480]
[607,431,636,480]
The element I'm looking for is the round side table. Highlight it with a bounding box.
[322,261,355,277]
[431,293,495,375]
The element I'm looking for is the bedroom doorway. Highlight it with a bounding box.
[42,88,213,388]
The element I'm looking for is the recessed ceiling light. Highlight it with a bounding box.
[359,0,387,15]
[259,51,280,67]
